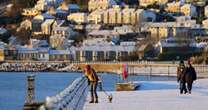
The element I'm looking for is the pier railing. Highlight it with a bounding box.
[43,76,88,110]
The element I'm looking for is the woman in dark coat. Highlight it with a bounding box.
[177,60,187,94]
[185,60,197,94]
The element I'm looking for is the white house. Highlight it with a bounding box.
[41,19,55,35]
[52,26,75,38]
[67,13,88,24]
[88,9,105,24]
[34,0,64,11]
[180,4,197,17]
[37,48,49,61]
[49,49,72,61]
[88,0,117,11]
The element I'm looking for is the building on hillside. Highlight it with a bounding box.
[34,0,64,11]
[122,6,136,25]
[103,6,155,25]
[88,9,105,24]
[180,4,197,17]
[19,19,32,30]
[55,9,68,20]
[67,13,88,24]
[22,8,39,17]
[32,19,44,35]
[85,24,102,32]
[103,5,122,25]
[166,2,183,13]
[49,35,65,48]
[88,0,117,11]
[139,0,168,7]
[113,25,134,35]
[52,26,75,38]
[142,22,191,39]
[41,19,55,35]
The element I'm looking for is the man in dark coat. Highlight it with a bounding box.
[185,60,197,94]
[177,60,187,94]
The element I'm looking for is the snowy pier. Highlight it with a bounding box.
[84,79,208,110]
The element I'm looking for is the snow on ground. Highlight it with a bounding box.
[83,79,208,110]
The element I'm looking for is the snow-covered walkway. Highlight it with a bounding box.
[84,79,208,110]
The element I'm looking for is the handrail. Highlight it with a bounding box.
[43,76,88,110]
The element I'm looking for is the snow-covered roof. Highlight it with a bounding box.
[68,4,80,10]
[17,47,38,53]
[88,30,113,36]
[49,49,71,55]
[71,43,135,52]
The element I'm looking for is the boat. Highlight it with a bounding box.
[115,64,139,91]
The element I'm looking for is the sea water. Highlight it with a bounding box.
[0,72,176,110]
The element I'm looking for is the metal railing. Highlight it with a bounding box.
[43,76,88,110]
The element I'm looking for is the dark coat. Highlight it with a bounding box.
[185,66,197,84]
[177,66,186,82]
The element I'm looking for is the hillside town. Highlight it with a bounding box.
[0,0,208,63]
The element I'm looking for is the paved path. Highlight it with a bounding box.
[84,79,208,110]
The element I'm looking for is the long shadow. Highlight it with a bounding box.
[138,82,178,91]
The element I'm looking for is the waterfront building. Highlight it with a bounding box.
[37,48,49,61]
[71,41,136,61]
[17,47,39,60]
[88,0,117,11]
[4,46,18,60]
[49,49,72,61]
[67,13,88,24]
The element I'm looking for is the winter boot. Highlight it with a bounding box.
[95,98,98,103]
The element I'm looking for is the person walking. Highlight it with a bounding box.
[84,65,99,103]
[185,60,197,94]
[177,60,187,94]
